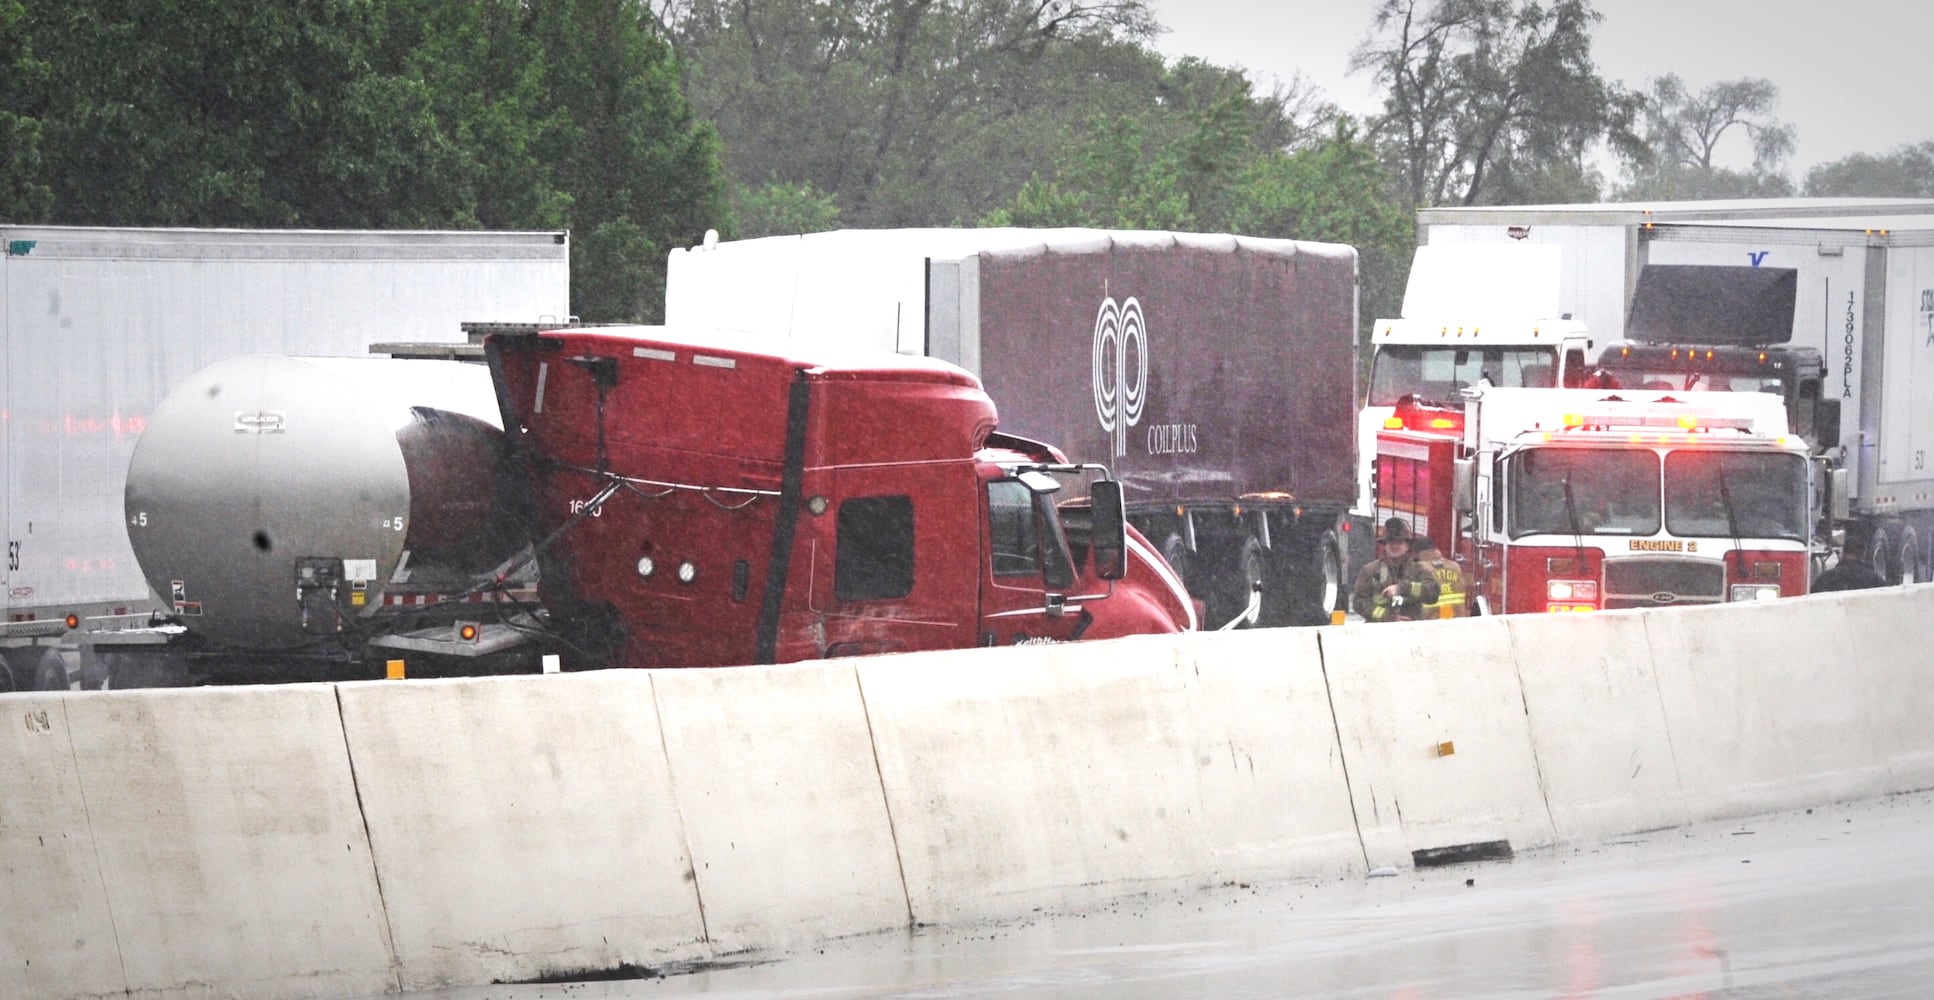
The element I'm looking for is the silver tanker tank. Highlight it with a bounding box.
[124,355,525,651]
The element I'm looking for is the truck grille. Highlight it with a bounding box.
[1603,557,1725,609]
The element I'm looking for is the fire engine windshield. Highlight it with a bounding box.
[1508,448,1661,538]
[1664,451,1808,540]
[1369,346,1558,407]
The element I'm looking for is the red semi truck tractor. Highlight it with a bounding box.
[484,326,1195,668]
[667,229,1367,629]
[1375,387,1820,615]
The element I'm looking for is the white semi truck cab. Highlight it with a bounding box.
[1359,243,1595,515]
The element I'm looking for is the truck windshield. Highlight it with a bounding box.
[1369,346,1558,406]
[1508,448,1661,538]
[1605,370,1785,394]
[1664,451,1807,540]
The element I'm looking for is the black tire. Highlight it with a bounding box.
[1869,524,1911,586]
[1190,534,1245,630]
[1251,530,1345,628]
[1159,533,1195,598]
[1228,536,1268,628]
[1897,526,1921,585]
[0,650,17,694]
[1867,525,1890,580]
[1308,532,1345,624]
[35,647,77,691]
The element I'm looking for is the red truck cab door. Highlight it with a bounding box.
[978,477,1089,646]
[802,464,981,659]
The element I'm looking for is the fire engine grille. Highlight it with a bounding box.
[1603,558,1725,609]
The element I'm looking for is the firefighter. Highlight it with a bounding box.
[1812,525,1888,593]
[1410,532,1467,618]
[1351,518,1440,622]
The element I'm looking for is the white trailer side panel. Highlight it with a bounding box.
[666,228,1129,362]
[2,227,569,624]
[1420,200,1934,350]
[1421,223,1630,344]
[1631,222,1934,517]
[1638,226,1870,441]
[1881,243,1934,508]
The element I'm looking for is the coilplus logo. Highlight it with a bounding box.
[1091,296,1147,457]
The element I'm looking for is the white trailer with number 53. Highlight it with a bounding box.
[1,226,571,691]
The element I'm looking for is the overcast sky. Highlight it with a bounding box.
[1147,0,1934,177]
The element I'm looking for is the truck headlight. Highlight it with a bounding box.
[1730,583,1781,602]
[1547,579,1597,601]
[1545,578,1598,613]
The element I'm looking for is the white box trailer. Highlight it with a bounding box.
[1,226,571,689]
[1416,198,1934,351]
[1632,215,1934,581]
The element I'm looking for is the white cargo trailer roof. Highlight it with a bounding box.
[667,228,1353,357]
[1420,198,1934,225]
[1645,215,1934,241]
[1398,243,1565,318]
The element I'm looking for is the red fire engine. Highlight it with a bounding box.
[1375,387,1820,615]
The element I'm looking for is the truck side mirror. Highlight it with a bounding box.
[1829,465,1849,523]
[1814,398,1841,452]
[1453,457,1474,516]
[1089,479,1128,581]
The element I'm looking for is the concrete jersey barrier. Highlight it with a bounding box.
[3,585,1931,997]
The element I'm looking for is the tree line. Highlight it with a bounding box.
[3,0,1928,324]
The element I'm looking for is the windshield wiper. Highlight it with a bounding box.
[1717,463,1745,573]
[1560,464,1587,556]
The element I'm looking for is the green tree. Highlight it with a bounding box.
[348,0,571,229]
[731,180,843,240]
[7,0,724,321]
[984,113,1191,229]
[985,93,1410,350]
[24,0,376,225]
[1350,0,1636,207]
[0,0,52,220]
[1615,74,1795,199]
[981,54,1353,232]
[1804,141,1934,198]
[1226,122,1413,330]
[527,0,726,320]
[666,0,1162,229]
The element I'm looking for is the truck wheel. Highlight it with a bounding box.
[1868,524,1916,585]
[1232,537,1269,628]
[35,647,80,691]
[0,651,17,693]
[1159,533,1193,593]
[1255,531,1343,628]
[1868,526,1892,581]
[1309,533,1344,624]
[1897,526,1922,584]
